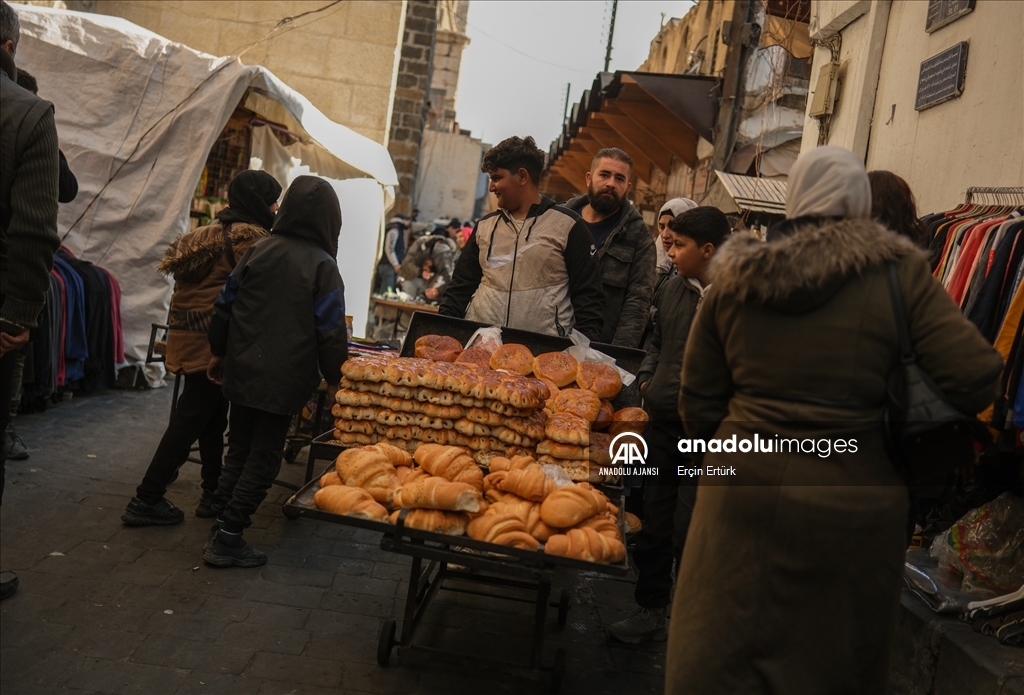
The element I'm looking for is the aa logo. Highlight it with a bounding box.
[609,431,648,466]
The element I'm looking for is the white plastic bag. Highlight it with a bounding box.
[465,326,503,355]
[564,330,636,386]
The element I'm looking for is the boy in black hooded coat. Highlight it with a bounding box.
[204,175,348,567]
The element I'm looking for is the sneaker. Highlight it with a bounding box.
[608,607,668,644]
[204,521,222,550]
[5,427,29,461]
[202,532,267,568]
[0,571,19,601]
[195,493,217,518]
[121,497,185,526]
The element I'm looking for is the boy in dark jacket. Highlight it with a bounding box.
[204,176,348,567]
[609,206,730,643]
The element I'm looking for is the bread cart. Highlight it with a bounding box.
[283,474,628,693]
[287,312,645,691]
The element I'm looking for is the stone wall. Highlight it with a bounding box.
[387,0,438,216]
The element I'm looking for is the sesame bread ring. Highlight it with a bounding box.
[576,361,623,399]
[489,343,535,375]
[455,347,492,370]
[414,334,463,362]
[533,352,578,387]
[551,388,602,422]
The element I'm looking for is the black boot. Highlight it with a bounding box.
[0,571,20,600]
[203,530,267,568]
[121,497,185,526]
[195,492,217,518]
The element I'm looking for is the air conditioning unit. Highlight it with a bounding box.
[808,60,839,117]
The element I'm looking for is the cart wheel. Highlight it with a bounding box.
[549,648,566,694]
[377,618,396,666]
[557,588,570,627]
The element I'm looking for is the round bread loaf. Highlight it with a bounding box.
[455,347,491,369]
[489,343,534,375]
[576,361,622,399]
[593,400,614,430]
[544,411,590,446]
[608,407,649,436]
[414,334,463,362]
[533,352,578,387]
[551,388,602,422]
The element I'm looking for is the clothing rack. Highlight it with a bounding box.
[964,187,1024,205]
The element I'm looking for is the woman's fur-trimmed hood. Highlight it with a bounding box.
[159,222,268,280]
[709,218,924,313]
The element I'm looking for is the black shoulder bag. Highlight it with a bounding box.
[883,261,981,485]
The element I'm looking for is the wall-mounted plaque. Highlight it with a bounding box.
[915,42,969,111]
[926,0,975,33]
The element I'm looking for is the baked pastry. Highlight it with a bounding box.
[489,343,534,375]
[539,484,608,528]
[390,508,467,535]
[392,476,484,513]
[334,419,376,435]
[365,442,413,467]
[576,361,622,399]
[593,400,614,431]
[544,411,590,446]
[488,455,536,472]
[414,334,463,362]
[319,471,342,487]
[608,407,649,436]
[334,448,400,504]
[455,347,492,369]
[334,431,376,446]
[538,377,559,410]
[413,444,484,490]
[394,466,429,485]
[314,485,389,522]
[467,512,540,550]
[574,512,622,541]
[551,389,602,422]
[495,463,557,502]
[533,352,578,387]
[544,526,625,563]
[536,439,589,461]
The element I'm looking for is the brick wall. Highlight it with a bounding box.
[387,0,438,216]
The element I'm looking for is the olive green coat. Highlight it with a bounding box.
[668,218,1003,694]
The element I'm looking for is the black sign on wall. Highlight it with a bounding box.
[916,42,969,111]
[926,0,975,33]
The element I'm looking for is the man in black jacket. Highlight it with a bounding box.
[1,0,60,600]
[440,136,604,341]
[204,175,348,568]
[564,148,656,348]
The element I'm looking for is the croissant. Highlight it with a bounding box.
[574,512,622,541]
[488,500,558,541]
[392,476,484,513]
[395,466,430,485]
[496,463,557,502]
[482,470,506,493]
[365,442,414,467]
[544,527,625,563]
[390,508,467,535]
[539,484,608,528]
[334,448,400,504]
[413,443,484,490]
[467,512,540,550]
[314,485,389,522]
[319,471,342,487]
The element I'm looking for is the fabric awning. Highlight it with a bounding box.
[545,71,721,193]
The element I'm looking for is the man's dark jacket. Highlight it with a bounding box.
[566,194,656,347]
[209,176,348,415]
[636,275,702,421]
[0,48,60,329]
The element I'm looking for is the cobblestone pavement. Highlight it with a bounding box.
[1,387,664,694]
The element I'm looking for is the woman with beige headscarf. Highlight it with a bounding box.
[666,146,1001,693]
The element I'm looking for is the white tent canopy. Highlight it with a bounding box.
[15,4,397,381]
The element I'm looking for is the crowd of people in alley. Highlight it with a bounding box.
[0,1,1005,692]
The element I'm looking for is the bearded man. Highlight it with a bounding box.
[564,148,656,348]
